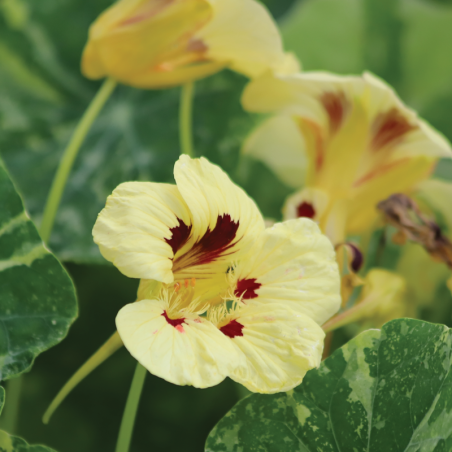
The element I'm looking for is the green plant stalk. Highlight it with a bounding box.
[322,294,378,333]
[0,376,23,434]
[115,362,147,452]
[179,81,195,157]
[43,331,123,424]
[39,77,117,243]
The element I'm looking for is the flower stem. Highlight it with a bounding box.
[115,362,147,452]
[179,81,195,157]
[322,294,378,333]
[43,331,123,424]
[39,77,117,243]
[0,376,23,434]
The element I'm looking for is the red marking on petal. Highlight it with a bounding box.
[297,202,316,219]
[162,311,185,328]
[371,108,417,151]
[175,325,185,333]
[120,0,175,26]
[174,214,239,270]
[187,38,208,53]
[320,91,348,134]
[353,158,408,187]
[220,319,244,338]
[165,219,192,255]
[299,119,325,173]
[235,278,261,300]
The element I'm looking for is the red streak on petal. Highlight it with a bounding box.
[120,0,175,26]
[235,278,261,300]
[353,158,408,187]
[297,202,316,219]
[174,214,239,270]
[320,91,348,135]
[162,311,185,328]
[220,319,244,339]
[371,108,417,151]
[165,219,192,255]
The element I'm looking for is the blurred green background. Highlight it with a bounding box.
[1,0,452,450]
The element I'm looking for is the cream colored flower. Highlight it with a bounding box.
[94,156,341,391]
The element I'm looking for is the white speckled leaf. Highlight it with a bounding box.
[0,159,77,380]
[206,319,452,452]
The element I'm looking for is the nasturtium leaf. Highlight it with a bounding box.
[0,159,77,380]
[206,319,452,452]
[0,430,57,452]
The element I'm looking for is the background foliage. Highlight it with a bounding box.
[0,0,452,451]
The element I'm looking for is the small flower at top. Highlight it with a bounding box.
[242,71,452,244]
[82,0,295,89]
[93,155,341,392]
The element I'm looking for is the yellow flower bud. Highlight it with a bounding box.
[82,0,289,88]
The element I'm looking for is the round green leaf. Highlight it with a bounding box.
[0,159,77,380]
[0,430,57,452]
[206,319,452,451]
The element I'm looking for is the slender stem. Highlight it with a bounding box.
[322,294,378,333]
[43,331,123,424]
[0,376,23,434]
[39,77,117,243]
[179,81,195,157]
[115,362,147,452]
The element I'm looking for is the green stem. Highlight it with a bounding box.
[0,376,23,434]
[39,77,117,243]
[115,362,147,452]
[179,81,195,157]
[322,294,378,333]
[43,331,123,424]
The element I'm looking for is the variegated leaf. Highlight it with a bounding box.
[0,159,77,380]
[206,319,452,452]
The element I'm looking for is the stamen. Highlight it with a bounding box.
[174,282,181,293]
[191,278,196,288]
[184,279,189,289]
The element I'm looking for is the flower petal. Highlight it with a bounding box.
[92,182,192,283]
[221,303,325,393]
[233,218,341,325]
[198,0,287,78]
[173,155,265,279]
[82,0,213,84]
[116,299,240,388]
[242,115,307,189]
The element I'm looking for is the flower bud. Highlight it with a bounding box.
[82,0,289,88]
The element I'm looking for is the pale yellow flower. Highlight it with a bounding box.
[94,156,340,391]
[242,71,452,244]
[82,0,293,88]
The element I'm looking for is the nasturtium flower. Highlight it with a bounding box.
[82,0,290,88]
[93,156,341,392]
[242,71,452,244]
